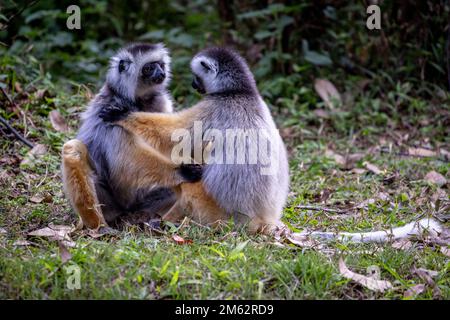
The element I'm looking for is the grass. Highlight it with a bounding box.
[0,75,450,299]
[0,55,449,300]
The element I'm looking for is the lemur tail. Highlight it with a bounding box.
[301,218,443,243]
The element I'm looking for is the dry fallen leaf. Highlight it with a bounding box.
[0,170,11,184]
[377,192,390,201]
[0,227,7,234]
[424,171,447,187]
[392,239,413,250]
[440,246,450,257]
[355,198,376,209]
[85,226,118,239]
[35,89,47,100]
[404,284,426,298]
[440,148,450,161]
[351,168,366,174]
[408,147,437,158]
[29,195,44,203]
[14,82,22,93]
[287,233,319,248]
[49,110,69,133]
[314,79,342,109]
[172,234,193,245]
[325,149,346,167]
[20,144,47,167]
[13,239,33,246]
[338,258,393,292]
[363,161,383,175]
[58,241,72,263]
[314,109,330,119]
[413,268,438,286]
[28,224,75,247]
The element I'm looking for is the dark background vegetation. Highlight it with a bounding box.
[0,1,449,299]
[1,0,449,142]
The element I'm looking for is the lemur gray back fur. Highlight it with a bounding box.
[77,43,174,224]
[191,47,289,222]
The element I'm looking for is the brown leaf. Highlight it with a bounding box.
[338,258,393,292]
[35,89,47,100]
[287,233,319,248]
[49,110,69,133]
[377,192,390,201]
[172,234,193,245]
[440,148,450,161]
[408,147,437,158]
[13,239,33,246]
[413,268,438,286]
[440,246,450,257]
[29,195,44,203]
[0,170,11,184]
[28,224,75,247]
[20,144,47,167]
[314,109,330,119]
[424,171,447,187]
[86,226,118,239]
[392,239,413,250]
[314,79,342,109]
[325,149,346,167]
[404,284,426,298]
[350,168,366,174]
[363,161,383,175]
[58,241,72,263]
[355,198,376,209]
[14,82,23,93]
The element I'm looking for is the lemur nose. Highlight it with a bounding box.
[142,62,165,83]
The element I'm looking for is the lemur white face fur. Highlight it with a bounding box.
[190,47,257,95]
[106,43,171,101]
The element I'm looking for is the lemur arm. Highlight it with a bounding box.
[116,107,200,156]
[123,137,202,189]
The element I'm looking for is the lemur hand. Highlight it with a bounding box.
[178,163,203,183]
[98,105,131,122]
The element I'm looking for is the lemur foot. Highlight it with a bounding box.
[62,139,87,163]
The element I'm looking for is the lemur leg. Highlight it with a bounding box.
[162,183,228,227]
[62,139,107,229]
[247,214,285,235]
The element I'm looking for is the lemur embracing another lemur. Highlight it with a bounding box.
[62,43,202,229]
[100,47,290,234]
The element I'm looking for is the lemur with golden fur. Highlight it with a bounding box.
[62,43,202,229]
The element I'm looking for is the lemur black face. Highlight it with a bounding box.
[141,61,165,84]
[192,75,205,94]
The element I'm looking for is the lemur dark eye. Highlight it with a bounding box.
[201,61,211,71]
[118,60,129,73]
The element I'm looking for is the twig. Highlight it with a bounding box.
[379,148,449,163]
[296,205,346,214]
[447,20,450,91]
[1,87,16,106]
[0,115,34,148]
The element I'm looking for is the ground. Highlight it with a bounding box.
[0,68,448,299]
